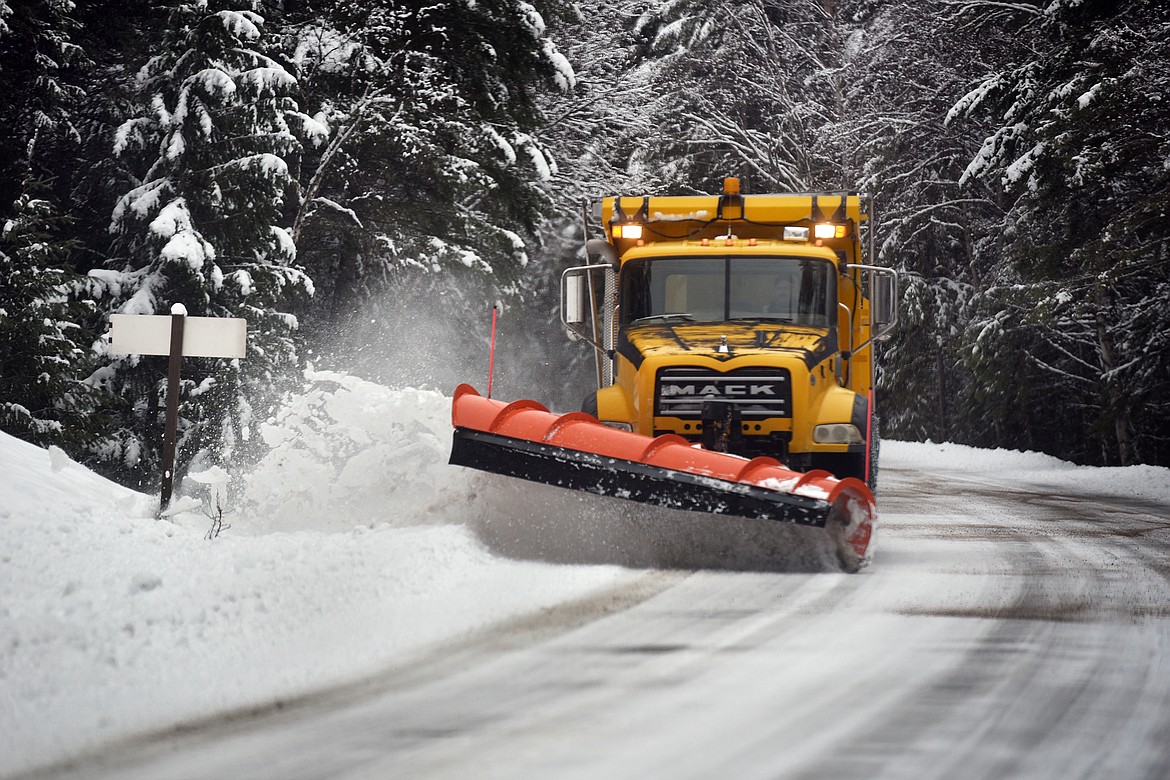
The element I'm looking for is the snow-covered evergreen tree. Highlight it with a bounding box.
[626,0,864,193]
[0,0,86,216]
[537,0,669,203]
[952,0,1170,465]
[92,0,315,487]
[0,184,108,447]
[846,0,1020,446]
[0,0,114,450]
[282,0,577,370]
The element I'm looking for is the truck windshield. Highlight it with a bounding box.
[621,255,837,328]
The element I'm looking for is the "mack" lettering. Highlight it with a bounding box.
[662,383,778,397]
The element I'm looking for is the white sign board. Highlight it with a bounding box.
[108,314,247,358]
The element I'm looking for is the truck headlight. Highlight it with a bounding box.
[813,423,863,444]
[601,421,633,432]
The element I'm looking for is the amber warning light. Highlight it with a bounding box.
[814,223,847,239]
[613,223,643,240]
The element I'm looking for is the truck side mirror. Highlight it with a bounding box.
[872,271,898,336]
[562,265,608,346]
[562,268,589,326]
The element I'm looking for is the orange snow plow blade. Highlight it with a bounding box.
[449,384,877,570]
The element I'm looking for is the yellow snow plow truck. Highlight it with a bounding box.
[562,178,898,486]
[449,178,897,570]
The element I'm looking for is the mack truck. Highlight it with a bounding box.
[563,178,897,485]
[449,179,898,570]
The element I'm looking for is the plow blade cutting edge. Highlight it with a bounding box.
[449,385,877,570]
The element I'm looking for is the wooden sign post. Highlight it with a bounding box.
[107,304,247,515]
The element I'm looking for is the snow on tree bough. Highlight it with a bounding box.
[449,385,877,571]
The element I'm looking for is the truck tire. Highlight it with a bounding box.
[810,452,867,484]
[582,392,598,417]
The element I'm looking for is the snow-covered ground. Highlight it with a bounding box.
[0,372,642,777]
[2,371,1169,778]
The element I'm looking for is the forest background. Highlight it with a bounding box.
[1,0,1167,496]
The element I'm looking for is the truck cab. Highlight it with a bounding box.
[561,180,897,486]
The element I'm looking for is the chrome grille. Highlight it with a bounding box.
[655,367,792,419]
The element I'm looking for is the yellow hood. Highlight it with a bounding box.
[619,322,834,368]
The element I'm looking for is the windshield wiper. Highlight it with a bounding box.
[631,313,695,325]
[729,316,795,324]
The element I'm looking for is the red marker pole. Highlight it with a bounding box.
[865,389,874,485]
[487,305,498,399]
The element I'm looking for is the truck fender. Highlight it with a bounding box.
[811,386,866,438]
[594,384,635,425]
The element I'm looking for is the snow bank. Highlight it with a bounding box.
[0,372,637,776]
[883,440,1170,505]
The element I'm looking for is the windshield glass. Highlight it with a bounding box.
[620,255,837,328]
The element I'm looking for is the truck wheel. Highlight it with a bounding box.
[809,452,866,483]
[582,392,598,417]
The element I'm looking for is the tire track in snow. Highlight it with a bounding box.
[793,470,1170,780]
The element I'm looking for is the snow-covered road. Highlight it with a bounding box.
[32,453,1170,780]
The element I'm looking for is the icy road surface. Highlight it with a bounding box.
[34,456,1170,779]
